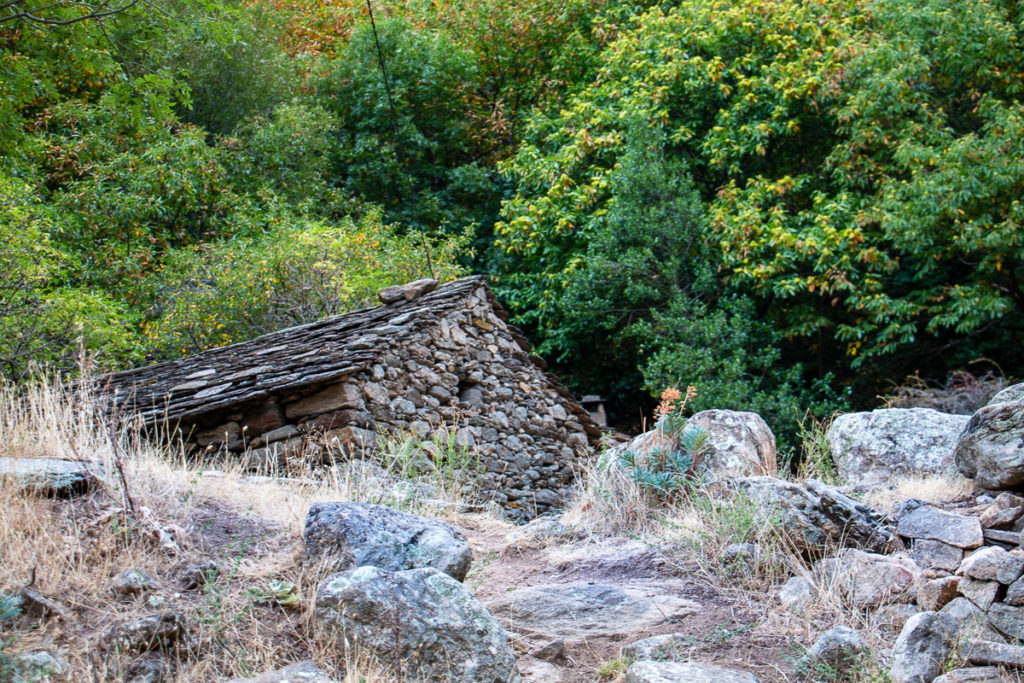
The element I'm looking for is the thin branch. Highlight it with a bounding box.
[1,0,141,25]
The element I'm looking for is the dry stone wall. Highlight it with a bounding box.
[99,277,602,516]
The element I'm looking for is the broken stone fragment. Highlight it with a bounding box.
[962,640,1024,667]
[985,603,1024,641]
[179,561,219,590]
[812,549,919,609]
[933,666,1008,683]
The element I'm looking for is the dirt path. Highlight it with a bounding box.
[458,516,800,682]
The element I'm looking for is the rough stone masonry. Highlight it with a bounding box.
[97,276,602,516]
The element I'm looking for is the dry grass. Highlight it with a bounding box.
[863,473,974,514]
[0,376,486,681]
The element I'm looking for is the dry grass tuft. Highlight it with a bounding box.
[0,375,477,681]
[863,473,974,513]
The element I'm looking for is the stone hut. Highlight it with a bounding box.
[97,276,601,514]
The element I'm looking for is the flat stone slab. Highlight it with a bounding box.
[625,661,760,683]
[485,580,699,640]
[0,457,100,496]
[897,503,983,549]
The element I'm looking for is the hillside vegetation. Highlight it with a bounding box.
[2,0,1023,441]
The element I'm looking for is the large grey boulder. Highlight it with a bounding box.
[606,410,776,482]
[890,611,953,683]
[955,400,1024,489]
[828,409,969,484]
[722,477,893,553]
[686,409,777,479]
[98,612,188,654]
[625,661,759,683]
[0,457,100,496]
[987,383,1024,406]
[813,550,920,609]
[485,580,698,641]
[314,566,519,683]
[303,502,472,581]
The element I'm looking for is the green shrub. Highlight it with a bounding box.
[139,209,471,358]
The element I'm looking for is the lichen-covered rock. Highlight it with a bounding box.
[985,603,1024,641]
[723,477,894,553]
[98,612,188,654]
[685,409,777,479]
[313,566,519,683]
[485,580,699,640]
[608,410,776,483]
[225,661,337,683]
[813,550,919,609]
[624,661,759,683]
[827,409,969,484]
[796,626,867,675]
[955,400,1024,489]
[890,611,952,683]
[934,667,1007,683]
[987,383,1024,406]
[778,576,814,612]
[11,651,66,682]
[179,561,218,590]
[0,457,100,497]
[302,502,472,581]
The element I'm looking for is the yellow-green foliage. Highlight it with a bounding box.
[140,210,471,358]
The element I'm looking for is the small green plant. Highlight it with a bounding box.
[620,386,708,502]
[794,411,838,484]
[247,579,299,607]
[595,655,631,679]
[0,593,23,680]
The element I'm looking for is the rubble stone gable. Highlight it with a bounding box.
[98,276,601,516]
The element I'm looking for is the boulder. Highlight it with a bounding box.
[302,502,472,581]
[796,626,867,674]
[890,611,952,683]
[958,577,1000,611]
[828,409,969,484]
[485,580,699,640]
[813,550,919,609]
[723,477,893,553]
[685,409,777,480]
[624,661,759,683]
[955,400,1024,489]
[897,502,984,549]
[0,457,100,496]
[622,633,690,661]
[314,566,519,683]
[225,661,337,683]
[606,410,776,483]
[987,383,1024,406]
